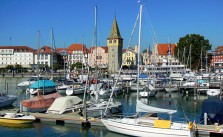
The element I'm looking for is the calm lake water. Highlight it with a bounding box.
[0,77,207,137]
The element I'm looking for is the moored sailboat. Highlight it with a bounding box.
[101,2,195,137]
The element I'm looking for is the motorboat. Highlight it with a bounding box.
[86,100,123,118]
[91,82,122,99]
[0,93,17,108]
[17,76,46,91]
[46,96,84,114]
[169,72,184,81]
[55,79,75,94]
[0,112,36,124]
[206,89,221,97]
[26,79,57,95]
[139,85,157,98]
[21,91,61,113]
[66,83,85,96]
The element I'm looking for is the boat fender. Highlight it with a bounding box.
[188,122,193,130]
[90,117,95,122]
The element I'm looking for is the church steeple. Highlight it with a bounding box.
[107,17,123,40]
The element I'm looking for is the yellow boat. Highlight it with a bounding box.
[0,113,36,124]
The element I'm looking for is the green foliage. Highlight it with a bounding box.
[51,63,63,71]
[6,65,14,70]
[174,34,212,69]
[15,64,22,70]
[70,62,84,71]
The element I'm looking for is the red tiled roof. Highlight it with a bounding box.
[88,47,95,53]
[56,48,67,53]
[157,43,176,55]
[122,48,135,53]
[216,46,223,53]
[0,46,34,52]
[35,46,53,54]
[101,46,108,53]
[88,46,108,53]
[67,44,88,54]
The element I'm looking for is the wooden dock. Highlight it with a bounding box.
[0,108,104,126]
[1,108,223,136]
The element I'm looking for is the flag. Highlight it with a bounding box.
[193,120,197,128]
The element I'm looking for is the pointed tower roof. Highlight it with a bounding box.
[107,17,123,40]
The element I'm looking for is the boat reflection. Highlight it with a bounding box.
[0,122,34,129]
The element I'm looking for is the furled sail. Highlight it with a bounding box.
[136,99,177,114]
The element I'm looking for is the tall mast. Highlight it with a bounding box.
[37,31,40,90]
[51,28,54,81]
[137,3,142,101]
[94,6,98,75]
[190,44,191,70]
[205,50,208,72]
[200,47,203,74]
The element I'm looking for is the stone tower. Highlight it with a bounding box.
[107,17,123,73]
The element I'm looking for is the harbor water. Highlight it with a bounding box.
[0,77,207,137]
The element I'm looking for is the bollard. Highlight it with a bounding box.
[20,102,23,112]
[204,113,207,125]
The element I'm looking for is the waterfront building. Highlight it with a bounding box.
[143,43,186,75]
[67,44,88,66]
[107,17,123,73]
[34,46,58,68]
[141,47,152,65]
[88,46,108,68]
[122,47,137,67]
[210,46,223,72]
[56,48,69,70]
[0,46,34,69]
[150,43,179,65]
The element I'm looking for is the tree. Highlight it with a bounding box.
[70,62,84,71]
[6,65,14,70]
[6,65,14,72]
[51,63,63,72]
[15,64,22,70]
[174,34,212,70]
[15,64,23,73]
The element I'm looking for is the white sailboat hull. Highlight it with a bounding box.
[101,118,194,137]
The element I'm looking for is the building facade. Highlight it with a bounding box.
[211,46,223,72]
[141,47,152,65]
[122,48,137,67]
[0,46,34,68]
[107,17,123,73]
[34,46,58,68]
[66,44,88,66]
[150,43,178,65]
[88,46,108,68]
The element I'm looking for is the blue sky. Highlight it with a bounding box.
[0,0,222,51]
